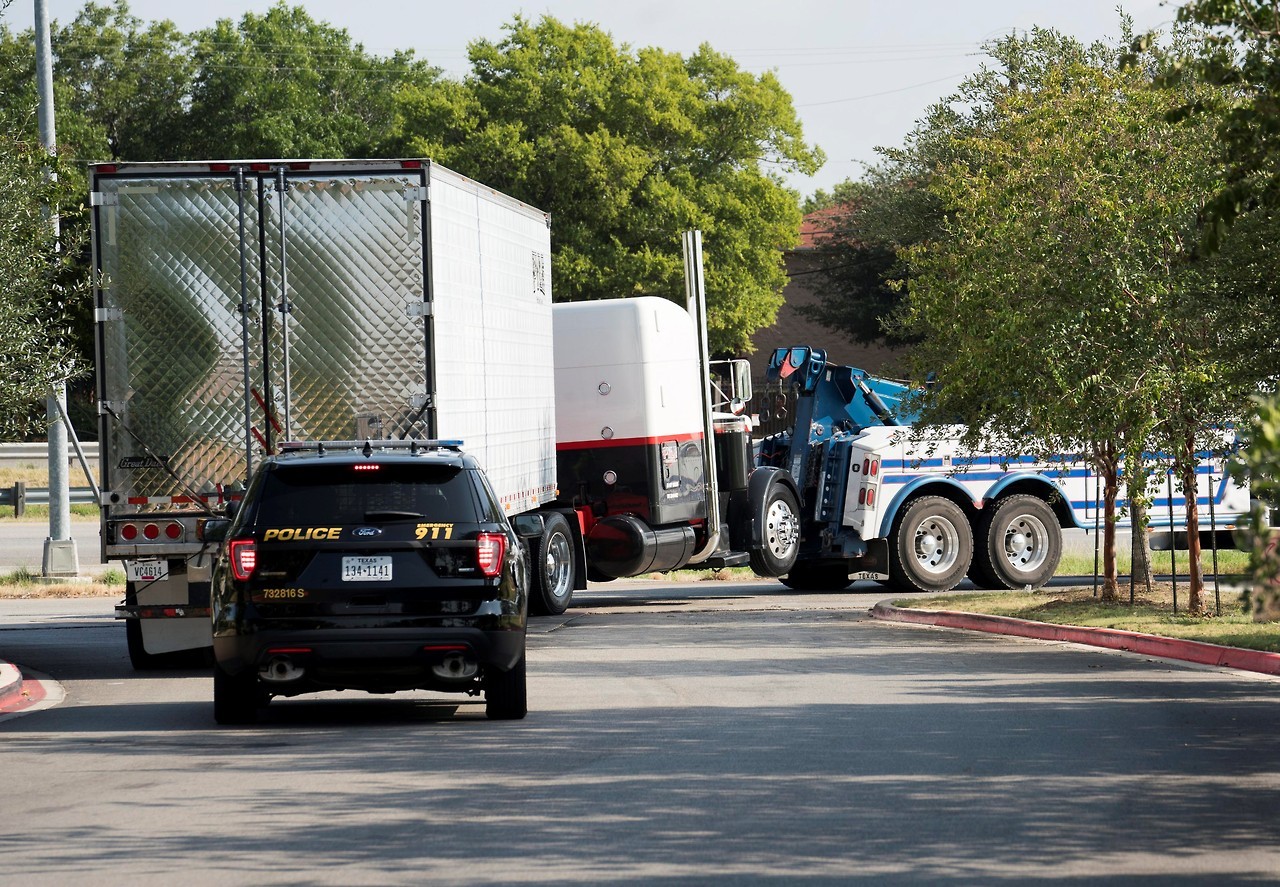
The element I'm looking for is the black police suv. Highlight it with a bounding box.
[208,440,530,725]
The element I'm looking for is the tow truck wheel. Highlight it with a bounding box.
[888,496,973,594]
[485,652,528,720]
[529,513,574,616]
[749,485,801,577]
[213,663,263,726]
[973,494,1061,590]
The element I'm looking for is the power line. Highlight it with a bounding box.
[799,70,978,107]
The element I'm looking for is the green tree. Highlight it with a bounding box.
[172,2,437,160]
[53,1,193,161]
[1140,1,1280,248]
[384,15,822,354]
[898,43,1255,607]
[0,115,91,438]
[803,28,1114,348]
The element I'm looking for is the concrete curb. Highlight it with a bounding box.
[870,602,1280,677]
[0,661,25,710]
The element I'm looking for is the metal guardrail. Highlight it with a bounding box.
[0,483,97,516]
[0,441,99,466]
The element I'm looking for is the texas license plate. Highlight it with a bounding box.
[126,559,169,583]
[342,556,392,582]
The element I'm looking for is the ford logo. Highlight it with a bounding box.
[352,527,382,537]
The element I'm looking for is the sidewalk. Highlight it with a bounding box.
[871,601,1280,677]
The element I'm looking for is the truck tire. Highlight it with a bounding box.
[484,652,528,720]
[213,663,263,726]
[749,484,801,577]
[125,618,164,671]
[529,513,574,616]
[888,496,973,594]
[780,562,851,591]
[126,619,212,670]
[972,494,1061,590]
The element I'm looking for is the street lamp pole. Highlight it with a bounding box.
[35,0,78,577]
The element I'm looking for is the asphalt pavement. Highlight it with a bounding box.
[0,521,1259,723]
[0,519,107,575]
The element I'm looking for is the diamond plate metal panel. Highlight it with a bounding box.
[260,172,428,443]
[97,175,265,505]
[95,160,550,517]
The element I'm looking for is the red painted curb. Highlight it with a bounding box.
[0,662,29,712]
[870,603,1280,676]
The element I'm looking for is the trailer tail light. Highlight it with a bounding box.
[229,539,258,581]
[476,533,506,578]
[120,523,139,541]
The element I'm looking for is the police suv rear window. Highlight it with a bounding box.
[254,464,485,526]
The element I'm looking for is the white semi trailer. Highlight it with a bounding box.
[91,161,801,667]
[91,159,556,666]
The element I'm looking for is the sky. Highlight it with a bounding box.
[6,0,1173,199]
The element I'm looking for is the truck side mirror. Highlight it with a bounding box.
[200,518,232,543]
[510,513,546,537]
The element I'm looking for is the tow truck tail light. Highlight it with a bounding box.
[476,533,505,578]
[229,538,257,581]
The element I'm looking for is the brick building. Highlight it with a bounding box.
[744,206,902,381]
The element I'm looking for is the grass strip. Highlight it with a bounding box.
[900,582,1280,654]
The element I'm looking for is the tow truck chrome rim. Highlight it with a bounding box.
[913,515,961,574]
[544,530,574,602]
[1002,512,1049,572]
[765,498,800,558]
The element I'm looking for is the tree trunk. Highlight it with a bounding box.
[1097,442,1121,603]
[1180,430,1205,616]
[1130,498,1154,597]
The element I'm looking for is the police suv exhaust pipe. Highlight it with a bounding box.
[432,654,479,681]
[259,656,306,683]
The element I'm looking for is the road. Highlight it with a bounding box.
[0,519,107,574]
[0,520,1119,578]
[2,582,1280,885]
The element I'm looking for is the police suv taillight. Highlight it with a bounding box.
[476,533,506,578]
[229,538,257,581]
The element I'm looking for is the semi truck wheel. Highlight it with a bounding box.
[888,496,973,594]
[485,653,528,720]
[973,494,1061,589]
[749,484,801,577]
[125,618,164,670]
[529,513,575,616]
[213,663,263,726]
[126,617,212,670]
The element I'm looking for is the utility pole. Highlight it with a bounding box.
[35,0,78,577]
